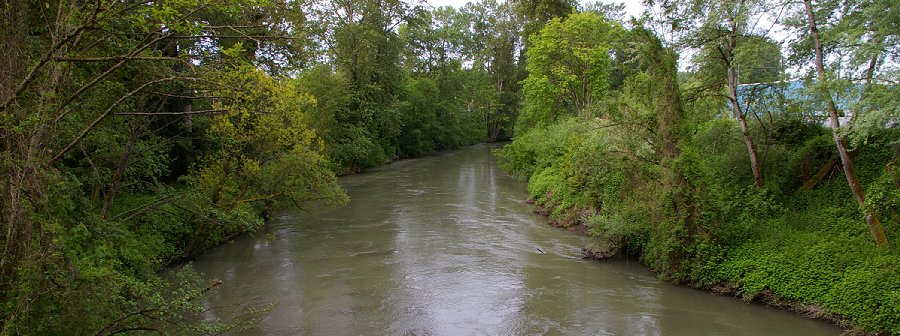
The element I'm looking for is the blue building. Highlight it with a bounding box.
[734,80,864,128]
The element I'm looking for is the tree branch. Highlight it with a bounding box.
[111,109,226,116]
[55,31,177,113]
[109,192,184,222]
[52,76,184,162]
[0,2,101,112]
[56,2,212,113]
[52,56,184,62]
[137,91,223,100]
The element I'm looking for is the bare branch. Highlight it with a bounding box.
[138,91,223,99]
[52,56,184,62]
[56,31,176,113]
[112,109,226,116]
[110,192,184,223]
[52,76,185,162]
[169,35,304,40]
[205,24,266,29]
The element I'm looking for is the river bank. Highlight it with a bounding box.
[494,118,899,335]
[525,196,865,334]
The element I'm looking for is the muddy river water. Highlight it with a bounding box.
[193,144,840,335]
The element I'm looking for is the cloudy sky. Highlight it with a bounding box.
[423,0,646,19]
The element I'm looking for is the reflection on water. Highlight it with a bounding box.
[193,144,839,336]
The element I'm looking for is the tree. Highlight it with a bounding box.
[309,0,414,171]
[460,0,523,141]
[674,0,784,187]
[0,1,339,332]
[185,64,346,254]
[517,12,620,133]
[401,6,468,75]
[511,0,577,46]
[798,0,888,246]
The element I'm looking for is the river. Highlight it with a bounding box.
[192,144,840,335]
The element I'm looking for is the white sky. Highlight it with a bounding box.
[424,0,646,19]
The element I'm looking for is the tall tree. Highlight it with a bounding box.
[396,6,483,155]
[673,0,781,187]
[511,0,577,44]
[461,0,523,140]
[311,0,413,170]
[798,0,888,245]
[517,12,620,133]
[510,0,575,135]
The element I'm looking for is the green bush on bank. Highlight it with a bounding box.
[717,213,900,333]
[496,115,899,333]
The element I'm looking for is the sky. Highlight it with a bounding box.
[424,0,646,19]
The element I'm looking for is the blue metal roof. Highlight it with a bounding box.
[736,80,862,114]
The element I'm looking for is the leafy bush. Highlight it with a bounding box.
[717,213,899,333]
[498,106,900,333]
[495,118,591,177]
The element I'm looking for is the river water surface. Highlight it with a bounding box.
[193,144,840,335]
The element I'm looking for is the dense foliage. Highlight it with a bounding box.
[496,1,899,334]
[0,0,503,333]
[0,0,896,334]
[518,12,620,133]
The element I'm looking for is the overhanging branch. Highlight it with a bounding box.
[111,109,226,116]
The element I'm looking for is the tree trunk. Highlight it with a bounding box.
[803,0,888,246]
[799,155,837,191]
[490,119,502,141]
[0,0,24,102]
[101,121,141,219]
[633,27,703,278]
[727,67,764,187]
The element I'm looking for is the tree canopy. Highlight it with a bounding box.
[0,0,897,334]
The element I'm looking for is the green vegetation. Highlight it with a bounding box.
[0,0,501,333]
[496,1,899,334]
[1,0,896,334]
[517,12,621,133]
